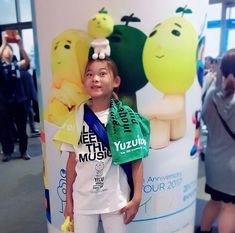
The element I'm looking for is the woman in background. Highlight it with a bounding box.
[198,49,235,233]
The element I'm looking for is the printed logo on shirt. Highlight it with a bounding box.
[78,124,111,163]
[92,161,105,192]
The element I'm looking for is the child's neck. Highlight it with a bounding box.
[90,98,111,112]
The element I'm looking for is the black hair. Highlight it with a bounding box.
[221,49,235,78]
[205,56,214,64]
[84,57,119,78]
[220,48,235,97]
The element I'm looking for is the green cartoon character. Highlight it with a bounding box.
[108,14,148,111]
[142,6,197,149]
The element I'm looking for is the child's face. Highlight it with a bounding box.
[83,60,120,100]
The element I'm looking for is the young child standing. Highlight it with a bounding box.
[54,57,150,233]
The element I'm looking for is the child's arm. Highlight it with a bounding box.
[64,152,77,220]
[120,159,143,224]
[131,159,143,205]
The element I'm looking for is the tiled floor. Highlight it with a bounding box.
[0,136,47,233]
[0,138,221,233]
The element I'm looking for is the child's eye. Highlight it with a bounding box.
[100,72,107,77]
[85,72,93,78]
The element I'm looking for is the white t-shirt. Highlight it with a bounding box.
[61,108,130,214]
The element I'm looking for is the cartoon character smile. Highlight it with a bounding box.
[142,7,197,149]
[155,55,164,59]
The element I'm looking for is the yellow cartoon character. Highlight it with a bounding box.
[45,29,91,126]
[142,6,197,149]
[88,8,114,59]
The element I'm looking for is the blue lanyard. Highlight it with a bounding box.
[83,104,134,199]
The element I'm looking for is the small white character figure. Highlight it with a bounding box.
[88,8,114,59]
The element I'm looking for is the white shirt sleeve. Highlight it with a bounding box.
[61,143,75,152]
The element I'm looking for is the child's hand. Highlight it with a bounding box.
[120,199,140,224]
[61,216,74,233]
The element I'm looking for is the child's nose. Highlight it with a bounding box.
[93,74,100,82]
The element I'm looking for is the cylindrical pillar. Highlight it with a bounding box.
[32,0,209,232]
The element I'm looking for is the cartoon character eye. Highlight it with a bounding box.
[109,30,122,43]
[64,44,70,49]
[171,30,181,37]
[102,17,106,21]
[109,35,121,42]
[92,17,96,21]
[149,30,157,38]
[54,42,59,50]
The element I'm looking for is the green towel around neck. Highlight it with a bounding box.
[107,99,150,165]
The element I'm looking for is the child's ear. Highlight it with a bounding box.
[114,75,121,88]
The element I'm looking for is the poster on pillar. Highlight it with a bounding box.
[32,0,208,232]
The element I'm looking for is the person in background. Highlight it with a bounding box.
[204,56,214,77]
[198,57,219,162]
[21,69,40,136]
[197,49,235,233]
[202,57,218,98]
[28,45,40,126]
[0,31,31,162]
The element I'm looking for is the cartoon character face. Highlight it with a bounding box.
[95,162,105,171]
[143,16,197,94]
[51,30,91,90]
[88,12,114,38]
